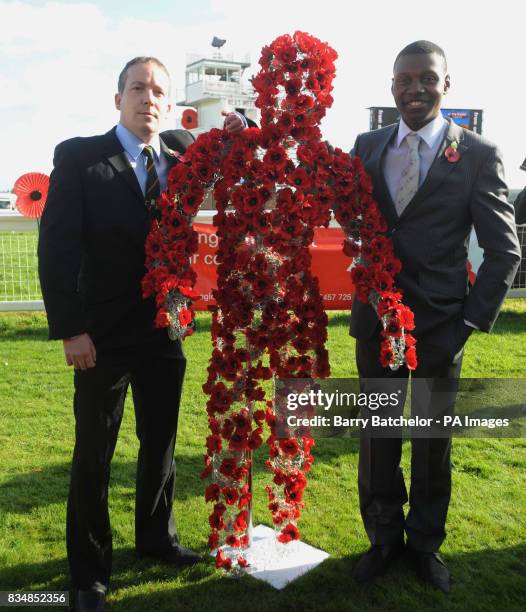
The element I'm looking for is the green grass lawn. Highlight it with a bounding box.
[0,303,525,611]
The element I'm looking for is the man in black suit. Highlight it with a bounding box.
[350,41,521,592]
[38,56,246,612]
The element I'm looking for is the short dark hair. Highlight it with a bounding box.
[394,40,447,71]
[117,56,170,94]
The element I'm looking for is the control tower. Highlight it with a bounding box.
[176,37,258,135]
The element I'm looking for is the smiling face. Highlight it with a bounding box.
[391,52,450,131]
[114,61,172,143]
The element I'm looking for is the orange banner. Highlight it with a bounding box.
[193,223,354,310]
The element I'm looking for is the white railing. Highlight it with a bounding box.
[0,212,41,310]
[0,212,218,311]
[513,225,526,295]
[1,209,525,312]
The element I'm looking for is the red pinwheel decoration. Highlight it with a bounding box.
[13,172,49,218]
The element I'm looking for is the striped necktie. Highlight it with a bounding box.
[142,145,160,209]
[395,132,421,216]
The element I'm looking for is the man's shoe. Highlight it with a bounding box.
[352,542,405,583]
[137,544,203,567]
[408,549,451,593]
[75,588,106,612]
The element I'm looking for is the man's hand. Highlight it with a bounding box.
[451,318,474,360]
[63,333,96,370]
[222,111,246,135]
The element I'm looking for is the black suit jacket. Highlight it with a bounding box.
[38,126,194,344]
[350,119,521,343]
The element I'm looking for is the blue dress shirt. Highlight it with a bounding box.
[115,123,169,194]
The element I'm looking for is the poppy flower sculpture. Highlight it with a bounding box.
[13,172,49,219]
[143,31,416,570]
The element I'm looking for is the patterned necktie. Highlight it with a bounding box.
[142,145,160,209]
[395,132,421,216]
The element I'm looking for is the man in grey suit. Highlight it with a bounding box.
[350,41,521,592]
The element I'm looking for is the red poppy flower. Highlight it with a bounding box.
[233,510,249,533]
[293,31,316,54]
[238,488,252,509]
[215,550,232,570]
[277,112,294,131]
[405,333,417,347]
[200,455,213,480]
[179,307,193,327]
[219,458,237,478]
[208,531,219,550]
[221,418,235,439]
[154,309,171,328]
[277,523,300,544]
[373,270,394,292]
[284,482,305,504]
[274,38,297,64]
[222,487,239,506]
[444,142,460,163]
[294,94,315,110]
[258,45,273,70]
[145,233,165,259]
[228,432,249,452]
[385,318,403,338]
[380,340,394,367]
[226,534,241,548]
[206,434,222,455]
[205,483,221,502]
[400,306,415,331]
[232,410,252,435]
[279,438,300,456]
[405,346,418,370]
[248,430,263,450]
[13,172,49,218]
[303,437,315,452]
[209,511,225,531]
[273,469,287,486]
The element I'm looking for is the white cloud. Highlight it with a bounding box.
[0,1,111,57]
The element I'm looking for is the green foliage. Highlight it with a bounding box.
[0,304,525,611]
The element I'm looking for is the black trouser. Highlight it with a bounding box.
[66,335,186,590]
[356,326,463,552]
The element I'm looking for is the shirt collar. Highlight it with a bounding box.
[115,123,162,161]
[396,114,448,149]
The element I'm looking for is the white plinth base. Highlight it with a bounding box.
[214,524,330,589]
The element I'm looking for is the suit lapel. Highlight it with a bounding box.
[400,119,468,219]
[159,136,182,165]
[102,129,181,206]
[371,124,399,228]
[103,127,144,202]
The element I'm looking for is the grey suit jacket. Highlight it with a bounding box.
[349,119,521,342]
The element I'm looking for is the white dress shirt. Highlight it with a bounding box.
[383,114,448,203]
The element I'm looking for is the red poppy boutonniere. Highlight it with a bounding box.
[444,141,460,163]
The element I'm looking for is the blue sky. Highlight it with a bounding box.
[1,0,525,190]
